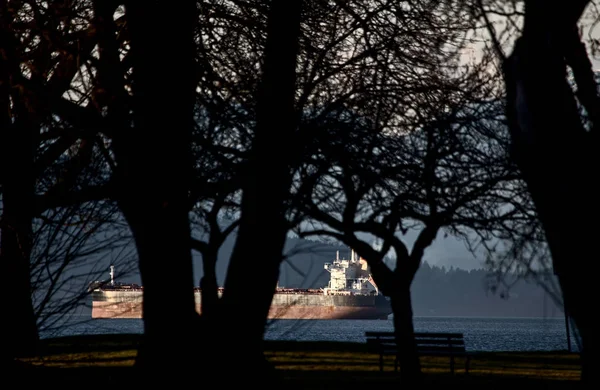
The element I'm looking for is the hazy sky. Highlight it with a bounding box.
[420,234,486,270]
[374,229,487,271]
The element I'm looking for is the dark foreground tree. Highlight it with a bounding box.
[215,0,303,382]
[0,0,114,365]
[117,0,198,380]
[476,0,600,382]
[0,16,38,362]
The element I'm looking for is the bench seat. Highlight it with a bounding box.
[365,331,473,374]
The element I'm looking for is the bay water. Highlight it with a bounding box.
[41,316,578,352]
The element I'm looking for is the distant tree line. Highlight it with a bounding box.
[411,262,564,318]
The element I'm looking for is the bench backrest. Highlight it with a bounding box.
[365,331,466,353]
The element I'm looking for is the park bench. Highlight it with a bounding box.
[365,331,473,374]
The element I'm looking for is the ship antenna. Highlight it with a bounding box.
[109,265,115,286]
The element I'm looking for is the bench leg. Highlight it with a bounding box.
[379,353,384,372]
[450,356,455,375]
[465,356,471,375]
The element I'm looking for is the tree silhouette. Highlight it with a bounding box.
[475,0,600,383]
[282,1,518,380]
[0,0,120,365]
[113,0,198,381]
[212,1,303,382]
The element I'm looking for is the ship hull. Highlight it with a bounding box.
[91,290,392,320]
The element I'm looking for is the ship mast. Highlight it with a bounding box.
[109,265,115,286]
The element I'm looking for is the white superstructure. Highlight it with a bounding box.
[323,249,379,295]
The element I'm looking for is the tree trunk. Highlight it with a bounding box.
[120,1,197,381]
[0,11,39,363]
[218,1,303,382]
[200,248,219,317]
[503,3,598,382]
[391,283,422,381]
[349,239,424,380]
[0,135,38,363]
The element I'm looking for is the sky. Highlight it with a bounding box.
[419,235,484,270]
[370,229,487,271]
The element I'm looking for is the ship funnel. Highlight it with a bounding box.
[109,265,115,286]
[336,251,339,261]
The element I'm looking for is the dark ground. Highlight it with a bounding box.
[12,335,583,389]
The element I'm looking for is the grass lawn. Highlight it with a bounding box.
[15,334,582,388]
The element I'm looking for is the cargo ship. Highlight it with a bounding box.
[90,249,392,320]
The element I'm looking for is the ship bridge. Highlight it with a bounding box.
[324,249,379,295]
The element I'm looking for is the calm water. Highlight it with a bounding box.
[42,316,579,352]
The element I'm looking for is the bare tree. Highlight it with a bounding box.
[474,0,600,383]
[0,0,114,365]
[113,0,198,380]
[294,91,517,380]
[209,1,304,381]
[278,0,518,380]
[31,200,136,337]
[191,2,508,380]
[189,188,240,319]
